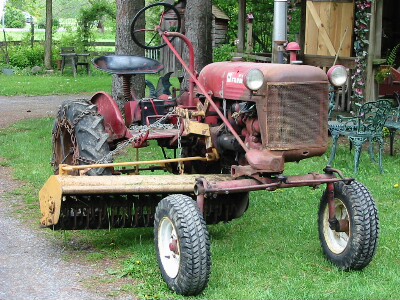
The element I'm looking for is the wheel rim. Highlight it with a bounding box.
[323,199,350,254]
[158,217,180,278]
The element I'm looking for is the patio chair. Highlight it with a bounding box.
[61,47,90,77]
[384,92,400,155]
[328,99,392,173]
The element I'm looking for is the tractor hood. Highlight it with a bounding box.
[198,62,328,100]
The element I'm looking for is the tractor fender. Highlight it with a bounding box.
[90,92,132,141]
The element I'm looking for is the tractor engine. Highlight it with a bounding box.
[197,61,329,174]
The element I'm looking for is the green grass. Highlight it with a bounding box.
[0,73,173,96]
[0,72,113,96]
[0,29,115,43]
[1,117,400,299]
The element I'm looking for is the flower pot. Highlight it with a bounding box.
[56,59,62,70]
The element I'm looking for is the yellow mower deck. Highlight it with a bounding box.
[39,158,230,229]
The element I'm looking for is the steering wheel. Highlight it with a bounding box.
[131,2,182,50]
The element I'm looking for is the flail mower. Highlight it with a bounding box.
[39,2,379,296]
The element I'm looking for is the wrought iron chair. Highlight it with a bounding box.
[384,92,400,155]
[328,99,392,173]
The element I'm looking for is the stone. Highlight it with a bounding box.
[31,66,43,74]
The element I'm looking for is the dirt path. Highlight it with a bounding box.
[0,95,133,300]
[0,94,89,128]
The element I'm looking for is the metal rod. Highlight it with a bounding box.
[161,31,248,153]
[199,175,350,195]
[159,29,195,106]
[59,156,211,174]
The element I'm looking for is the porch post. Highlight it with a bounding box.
[237,0,246,53]
[366,0,383,101]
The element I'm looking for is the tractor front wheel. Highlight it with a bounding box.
[318,181,379,270]
[154,194,211,296]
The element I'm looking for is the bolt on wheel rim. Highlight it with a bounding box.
[158,217,180,278]
[323,199,350,254]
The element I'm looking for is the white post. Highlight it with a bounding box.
[0,0,7,28]
[272,0,287,63]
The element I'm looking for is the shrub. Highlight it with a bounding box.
[4,6,26,28]
[213,44,236,62]
[37,17,60,29]
[57,30,87,53]
[9,45,44,68]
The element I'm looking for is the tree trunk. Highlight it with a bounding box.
[112,0,145,111]
[44,0,52,70]
[183,0,212,89]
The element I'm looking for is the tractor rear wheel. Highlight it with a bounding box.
[154,194,211,296]
[318,181,379,270]
[52,100,112,175]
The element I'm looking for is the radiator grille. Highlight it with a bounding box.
[264,82,328,149]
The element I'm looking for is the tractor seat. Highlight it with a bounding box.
[93,55,164,75]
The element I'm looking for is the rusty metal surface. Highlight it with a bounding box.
[255,81,329,161]
[196,173,350,195]
[130,128,180,139]
[198,62,328,100]
[90,92,131,141]
[162,32,248,152]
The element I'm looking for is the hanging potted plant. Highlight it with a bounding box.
[376,43,400,84]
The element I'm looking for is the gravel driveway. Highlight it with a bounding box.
[0,95,133,300]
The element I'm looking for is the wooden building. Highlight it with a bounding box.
[301,0,400,102]
[235,0,400,105]
[211,5,230,48]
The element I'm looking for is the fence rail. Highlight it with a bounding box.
[0,40,159,60]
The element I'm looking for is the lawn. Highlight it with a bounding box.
[0,72,168,96]
[0,72,113,96]
[0,74,400,299]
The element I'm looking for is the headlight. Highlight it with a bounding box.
[327,65,348,87]
[244,69,264,91]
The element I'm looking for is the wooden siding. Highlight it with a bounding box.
[212,21,229,48]
[305,0,354,57]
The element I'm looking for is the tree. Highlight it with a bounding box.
[44,0,52,69]
[184,0,212,72]
[77,0,115,47]
[112,0,145,107]
[4,6,26,28]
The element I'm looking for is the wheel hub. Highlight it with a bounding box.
[169,239,178,254]
[158,217,180,278]
[323,198,350,254]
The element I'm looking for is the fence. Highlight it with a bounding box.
[0,40,159,60]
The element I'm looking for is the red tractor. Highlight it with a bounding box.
[40,3,379,296]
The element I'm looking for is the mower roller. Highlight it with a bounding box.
[39,2,380,296]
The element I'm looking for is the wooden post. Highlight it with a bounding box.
[44,0,52,70]
[30,18,34,48]
[237,0,246,53]
[246,13,254,53]
[366,1,383,101]
[299,0,306,57]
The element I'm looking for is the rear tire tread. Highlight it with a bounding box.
[53,100,112,175]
